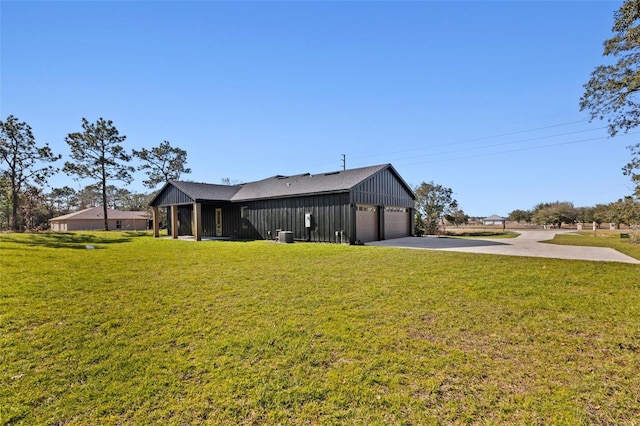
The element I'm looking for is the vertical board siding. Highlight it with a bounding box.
[177,205,193,235]
[199,204,258,239]
[351,168,414,207]
[242,193,351,242]
[201,205,216,236]
[153,186,194,206]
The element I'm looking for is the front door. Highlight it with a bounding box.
[215,208,222,236]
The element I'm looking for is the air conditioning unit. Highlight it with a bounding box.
[278,231,294,243]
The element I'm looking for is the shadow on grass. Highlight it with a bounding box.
[0,232,136,249]
[168,236,258,243]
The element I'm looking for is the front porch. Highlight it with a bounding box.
[152,203,230,241]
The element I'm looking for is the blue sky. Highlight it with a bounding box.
[1,0,636,216]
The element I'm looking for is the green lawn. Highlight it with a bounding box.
[1,232,639,424]
[547,230,640,260]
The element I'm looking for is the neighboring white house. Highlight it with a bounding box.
[483,214,506,226]
[49,207,149,231]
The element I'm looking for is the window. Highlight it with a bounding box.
[116,220,122,229]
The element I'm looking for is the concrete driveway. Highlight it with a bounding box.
[367,230,640,264]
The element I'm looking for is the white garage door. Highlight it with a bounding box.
[356,205,378,242]
[384,207,410,239]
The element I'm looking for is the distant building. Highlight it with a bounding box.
[49,207,149,231]
[483,214,506,226]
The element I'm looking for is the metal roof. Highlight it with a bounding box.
[151,164,414,205]
[169,181,242,202]
[231,164,392,201]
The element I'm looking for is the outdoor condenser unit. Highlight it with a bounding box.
[278,231,294,243]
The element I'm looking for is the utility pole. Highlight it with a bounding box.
[341,154,346,170]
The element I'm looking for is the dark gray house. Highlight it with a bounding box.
[149,164,415,243]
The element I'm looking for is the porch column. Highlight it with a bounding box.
[171,205,179,239]
[152,206,160,238]
[193,202,202,241]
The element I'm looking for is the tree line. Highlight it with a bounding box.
[0,116,191,231]
[507,199,640,229]
[412,184,640,236]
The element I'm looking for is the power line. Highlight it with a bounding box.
[395,131,640,167]
[348,119,591,162]
[309,114,607,173]
[388,126,607,163]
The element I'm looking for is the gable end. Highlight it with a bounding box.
[351,166,415,207]
[151,183,195,207]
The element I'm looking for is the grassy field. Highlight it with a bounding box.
[1,232,639,425]
[548,230,640,260]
